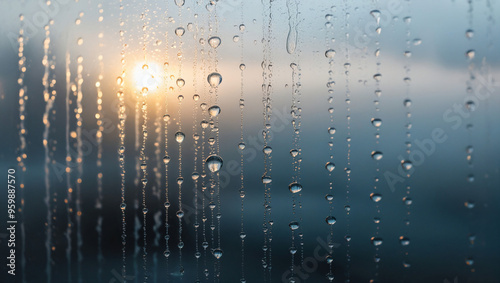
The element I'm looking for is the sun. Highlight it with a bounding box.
[133,62,161,94]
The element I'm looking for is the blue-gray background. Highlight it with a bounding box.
[0,0,500,282]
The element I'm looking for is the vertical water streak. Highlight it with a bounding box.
[464,0,476,274]
[117,0,128,279]
[95,4,105,282]
[261,1,274,281]
[401,0,413,273]
[200,24,209,280]
[75,52,84,283]
[288,1,303,276]
[192,7,201,282]
[42,19,54,283]
[212,4,223,282]
[286,0,298,54]
[17,14,27,283]
[65,50,73,283]
[341,2,353,281]
[323,10,336,282]
[369,3,383,281]
[140,2,150,281]
[238,2,246,282]
[162,1,171,280]
[174,0,185,277]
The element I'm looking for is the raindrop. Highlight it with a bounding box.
[465,100,476,111]
[465,29,474,39]
[325,49,336,59]
[399,236,410,246]
[208,105,221,117]
[465,49,475,60]
[370,10,381,25]
[289,221,300,230]
[371,151,383,161]
[401,160,413,171]
[288,182,303,194]
[370,193,382,203]
[371,237,383,246]
[208,36,221,48]
[207,72,222,87]
[206,155,223,173]
[175,132,185,143]
[325,162,335,172]
[175,27,185,37]
[213,249,223,259]
[326,216,337,225]
[371,118,382,127]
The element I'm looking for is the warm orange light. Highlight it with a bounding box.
[134,62,161,94]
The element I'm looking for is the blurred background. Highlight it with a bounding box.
[0,0,499,282]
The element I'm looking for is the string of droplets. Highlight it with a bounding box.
[117,0,127,279]
[174,0,186,277]
[17,13,27,283]
[42,16,55,283]
[286,1,303,282]
[261,1,274,281]
[369,6,383,283]
[238,1,247,281]
[342,1,352,281]
[160,1,171,280]
[95,3,105,281]
[140,2,150,281]
[162,7,171,278]
[200,18,210,280]
[400,0,413,272]
[464,0,477,273]
[324,11,336,282]
[192,7,201,282]
[205,1,224,280]
[64,31,73,283]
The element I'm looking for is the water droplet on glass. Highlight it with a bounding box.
[466,29,474,39]
[401,160,413,171]
[176,78,185,87]
[289,221,300,230]
[207,72,222,87]
[263,146,272,155]
[206,155,223,173]
[213,248,223,259]
[370,193,382,202]
[371,237,383,246]
[208,36,221,48]
[325,49,336,59]
[466,49,475,60]
[370,10,381,25]
[175,132,185,143]
[399,236,410,246]
[208,105,221,117]
[175,27,185,37]
[289,182,303,194]
[465,100,476,111]
[238,142,246,150]
[326,216,337,225]
[371,118,382,127]
[371,151,383,161]
[325,162,335,172]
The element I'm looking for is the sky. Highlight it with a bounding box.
[0,0,500,282]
